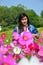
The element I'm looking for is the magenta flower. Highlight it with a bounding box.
[13,55,19,61]
[0,54,3,65]
[0,46,8,54]
[7,45,13,50]
[38,45,43,56]
[12,32,20,40]
[38,38,43,43]
[39,45,43,51]
[1,56,17,65]
[38,50,43,56]
[28,42,39,52]
[18,31,34,48]
[21,45,26,49]
[24,49,30,55]
[39,58,43,62]
[7,52,14,57]
[12,40,17,46]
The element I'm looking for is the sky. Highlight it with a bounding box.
[0,0,43,15]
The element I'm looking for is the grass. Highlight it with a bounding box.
[37,27,43,34]
[0,29,13,44]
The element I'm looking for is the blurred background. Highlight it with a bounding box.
[0,0,43,42]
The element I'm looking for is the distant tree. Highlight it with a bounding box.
[41,10,43,18]
[0,5,43,28]
[0,6,9,26]
[25,9,39,27]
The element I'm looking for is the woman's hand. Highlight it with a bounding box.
[32,34,38,38]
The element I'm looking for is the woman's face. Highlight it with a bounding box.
[21,16,28,26]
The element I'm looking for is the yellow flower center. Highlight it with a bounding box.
[23,36,28,41]
[3,63,8,65]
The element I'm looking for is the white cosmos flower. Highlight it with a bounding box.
[0,26,2,31]
[13,47,21,54]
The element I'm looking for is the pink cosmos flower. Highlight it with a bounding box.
[7,45,13,50]
[12,40,17,46]
[18,31,34,49]
[38,50,43,56]
[12,32,20,40]
[38,38,43,43]
[0,46,8,54]
[38,45,43,62]
[1,32,6,40]
[1,56,17,65]
[13,55,19,61]
[39,45,43,51]
[28,42,39,52]
[21,45,26,49]
[7,52,14,57]
[38,45,43,56]
[0,54,3,65]
[24,49,30,55]
[39,58,43,62]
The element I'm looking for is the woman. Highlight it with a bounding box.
[13,13,38,38]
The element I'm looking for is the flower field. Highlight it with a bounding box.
[0,27,43,65]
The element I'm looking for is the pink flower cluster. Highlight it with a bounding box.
[0,33,17,65]
[12,31,43,62]
[0,31,43,65]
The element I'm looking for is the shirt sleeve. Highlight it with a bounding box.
[29,25,38,34]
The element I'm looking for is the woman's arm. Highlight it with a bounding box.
[29,25,38,38]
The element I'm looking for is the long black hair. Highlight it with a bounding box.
[18,13,30,33]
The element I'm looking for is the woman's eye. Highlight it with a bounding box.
[22,18,27,20]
